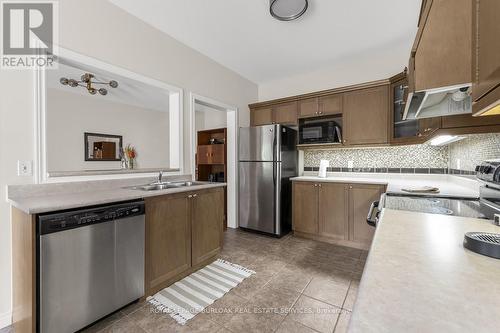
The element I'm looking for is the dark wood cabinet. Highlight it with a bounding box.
[250,107,273,126]
[298,97,319,118]
[192,189,224,266]
[293,181,385,250]
[413,0,472,91]
[344,85,389,145]
[273,101,298,125]
[318,183,348,240]
[197,144,225,165]
[145,187,224,295]
[145,192,192,295]
[472,0,500,116]
[250,102,298,126]
[348,184,384,246]
[318,94,343,116]
[292,182,319,234]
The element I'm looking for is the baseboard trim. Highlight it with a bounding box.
[0,310,12,329]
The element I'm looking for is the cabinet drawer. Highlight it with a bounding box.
[298,98,319,118]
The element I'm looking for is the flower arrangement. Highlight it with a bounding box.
[123,144,137,169]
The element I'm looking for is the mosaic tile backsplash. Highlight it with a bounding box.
[303,133,500,173]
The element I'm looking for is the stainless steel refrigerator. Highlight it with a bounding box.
[239,124,297,237]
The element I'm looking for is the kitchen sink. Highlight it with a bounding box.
[129,181,208,191]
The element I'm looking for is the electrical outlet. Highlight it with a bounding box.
[17,160,33,176]
[348,160,354,168]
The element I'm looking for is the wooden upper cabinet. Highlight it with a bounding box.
[472,0,500,115]
[414,0,472,91]
[344,85,389,145]
[251,107,273,126]
[145,193,191,294]
[318,183,347,240]
[192,189,224,266]
[348,184,384,247]
[274,101,298,125]
[292,182,318,234]
[319,94,343,116]
[298,97,319,118]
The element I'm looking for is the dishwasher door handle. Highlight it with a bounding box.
[367,201,380,227]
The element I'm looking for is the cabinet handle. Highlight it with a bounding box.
[343,139,347,143]
[193,194,198,198]
[314,184,318,187]
[402,85,409,90]
[318,184,322,187]
[315,111,318,115]
[349,186,353,189]
[424,127,432,132]
[188,195,193,198]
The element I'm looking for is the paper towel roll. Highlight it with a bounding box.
[318,160,329,178]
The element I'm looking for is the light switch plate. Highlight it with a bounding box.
[17,160,33,176]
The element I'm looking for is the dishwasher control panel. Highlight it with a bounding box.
[38,201,145,235]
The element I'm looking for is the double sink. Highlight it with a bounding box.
[130,181,207,191]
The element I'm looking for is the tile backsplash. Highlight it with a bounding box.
[303,133,500,173]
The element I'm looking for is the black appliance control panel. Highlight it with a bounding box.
[38,200,145,235]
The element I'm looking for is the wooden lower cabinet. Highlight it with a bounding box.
[145,187,224,296]
[293,181,385,250]
[145,192,192,294]
[292,181,319,234]
[192,189,224,265]
[348,184,385,245]
[319,183,348,240]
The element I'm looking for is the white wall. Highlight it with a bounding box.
[0,0,257,325]
[258,40,410,101]
[47,88,170,171]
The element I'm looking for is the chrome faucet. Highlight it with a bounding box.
[157,171,163,184]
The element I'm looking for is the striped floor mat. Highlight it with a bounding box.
[147,259,255,325]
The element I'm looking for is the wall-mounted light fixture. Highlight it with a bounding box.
[60,73,118,96]
[429,135,465,146]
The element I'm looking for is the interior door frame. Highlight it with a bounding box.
[188,92,239,229]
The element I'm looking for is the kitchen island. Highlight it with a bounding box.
[348,209,500,332]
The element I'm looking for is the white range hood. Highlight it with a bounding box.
[403,83,472,120]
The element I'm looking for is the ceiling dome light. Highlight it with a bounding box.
[270,0,308,21]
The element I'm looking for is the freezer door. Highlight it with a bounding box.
[239,161,280,234]
[239,124,281,162]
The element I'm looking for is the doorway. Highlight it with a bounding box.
[189,93,238,229]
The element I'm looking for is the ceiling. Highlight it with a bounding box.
[48,57,170,112]
[109,0,421,84]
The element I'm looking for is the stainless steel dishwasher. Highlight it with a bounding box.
[38,200,145,333]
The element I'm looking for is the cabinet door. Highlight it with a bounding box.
[197,145,211,164]
[192,189,224,266]
[251,107,273,126]
[344,86,389,145]
[319,94,343,116]
[348,184,384,247]
[417,117,441,137]
[210,144,225,164]
[472,0,500,102]
[292,182,318,234]
[274,102,298,125]
[414,0,472,91]
[318,183,348,240]
[298,98,319,118]
[441,114,500,128]
[145,193,191,293]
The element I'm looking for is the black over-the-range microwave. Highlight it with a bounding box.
[298,116,342,144]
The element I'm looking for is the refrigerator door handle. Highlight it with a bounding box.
[274,162,281,235]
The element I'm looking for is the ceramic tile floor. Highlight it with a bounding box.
[3,229,367,333]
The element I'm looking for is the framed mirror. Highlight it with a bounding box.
[84,132,123,161]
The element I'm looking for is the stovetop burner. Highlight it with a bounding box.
[382,194,489,219]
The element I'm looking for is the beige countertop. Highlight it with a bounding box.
[8,177,226,214]
[292,173,479,198]
[349,209,500,332]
